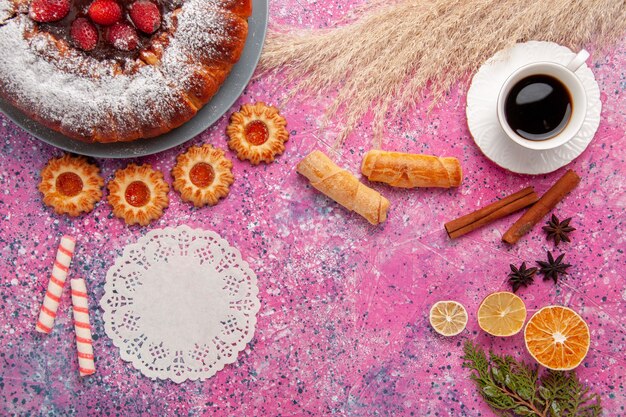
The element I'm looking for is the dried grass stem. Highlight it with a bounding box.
[260,0,626,147]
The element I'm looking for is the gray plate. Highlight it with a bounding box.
[0,0,268,159]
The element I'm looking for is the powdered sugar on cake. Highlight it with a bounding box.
[0,0,249,142]
[176,6,226,56]
[0,0,14,23]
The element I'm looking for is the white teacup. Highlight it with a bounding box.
[496,49,589,151]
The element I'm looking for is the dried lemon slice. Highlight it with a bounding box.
[429,301,468,336]
[524,306,590,370]
[477,291,527,337]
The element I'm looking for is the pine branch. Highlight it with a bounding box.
[461,341,603,417]
[462,340,544,416]
[540,370,602,417]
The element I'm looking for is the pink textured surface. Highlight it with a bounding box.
[1,1,626,415]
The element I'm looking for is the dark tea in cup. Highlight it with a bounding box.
[496,49,589,151]
[504,74,572,141]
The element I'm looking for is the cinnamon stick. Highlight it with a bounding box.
[502,170,580,245]
[445,187,539,239]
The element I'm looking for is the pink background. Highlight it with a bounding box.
[1,0,625,415]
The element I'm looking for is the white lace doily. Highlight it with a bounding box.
[100,226,260,383]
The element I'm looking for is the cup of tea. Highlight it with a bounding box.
[496,49,589,151]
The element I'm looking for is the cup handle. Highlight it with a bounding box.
[566,49,590,72]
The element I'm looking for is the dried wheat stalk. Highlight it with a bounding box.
[259,0,626,148]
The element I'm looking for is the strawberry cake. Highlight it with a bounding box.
[0,0,251,142]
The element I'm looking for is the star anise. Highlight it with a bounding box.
[536,251,571,284]
[507,262,538,293]
[542,214,576,246]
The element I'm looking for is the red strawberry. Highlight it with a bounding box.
[29,0,70,22]
[70,18,99,51]
[129,1,161,34]
[88,0,122,26]
[105,22,139,51]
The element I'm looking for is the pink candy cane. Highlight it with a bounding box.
[36,235,76,334]
[71,278,96,377]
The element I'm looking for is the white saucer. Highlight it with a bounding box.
[466,41,601,175]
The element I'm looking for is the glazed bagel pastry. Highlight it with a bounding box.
[0,0,251,142]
